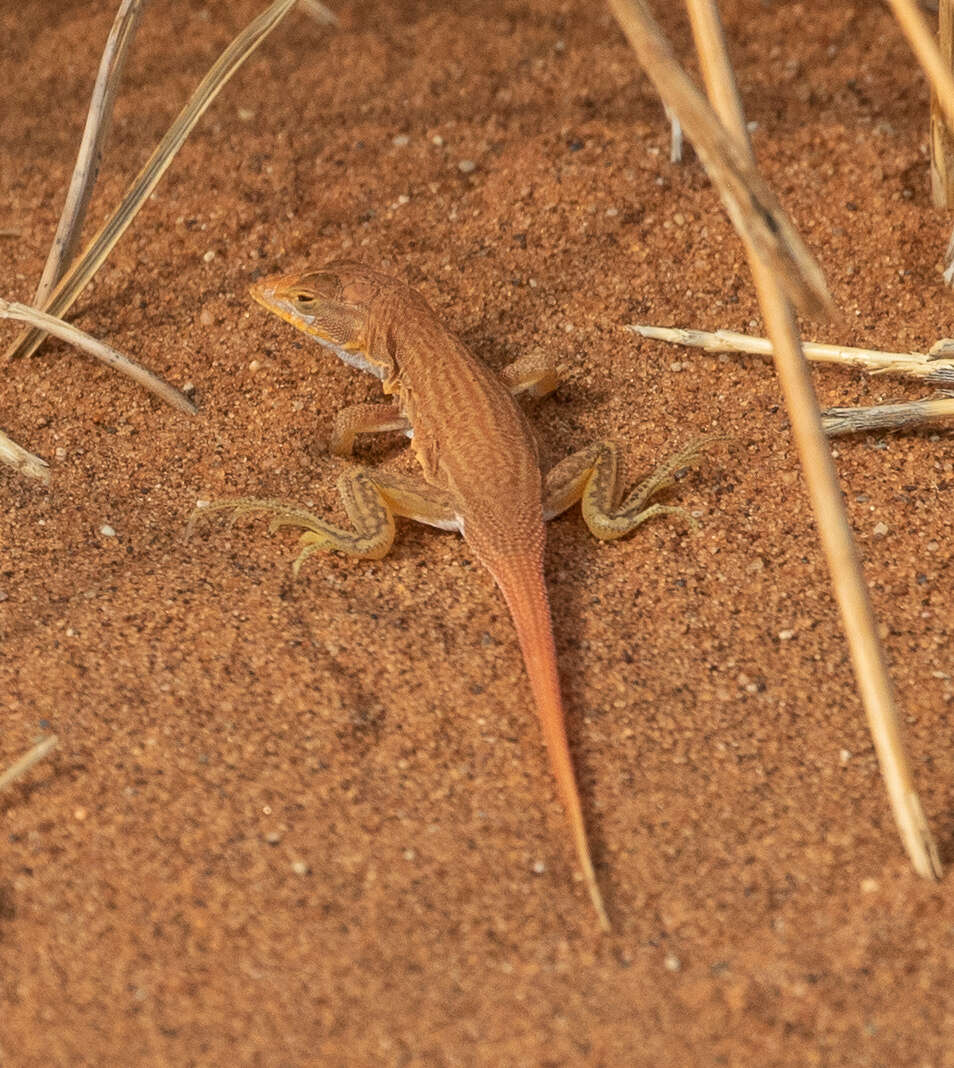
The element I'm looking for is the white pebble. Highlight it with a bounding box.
[99,524,116,537]
[458,159,476,174]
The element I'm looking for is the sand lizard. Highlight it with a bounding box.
[196,261,713,931]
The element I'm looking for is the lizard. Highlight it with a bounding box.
[194,261,714,932]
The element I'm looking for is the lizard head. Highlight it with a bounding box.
[249,262,392,380]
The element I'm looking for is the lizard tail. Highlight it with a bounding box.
[487,554,611,933]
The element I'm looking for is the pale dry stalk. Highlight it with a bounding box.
[33,0,150,307]
[678,0,940,879]
[0,737,59,793]
[6,0,299,362]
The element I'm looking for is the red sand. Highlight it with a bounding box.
[3,1,954,1063]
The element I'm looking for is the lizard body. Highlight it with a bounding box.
[199,261,713,932]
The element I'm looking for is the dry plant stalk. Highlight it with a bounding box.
[0,429,49,482]
[628,326,954,384]
[630,326,954,433]
[0,737,58,793]
[823,395,954,435]
[605,0,834,321]
[34,0,149,307]
[887,0,954,278]
[888,0,954,137]
[674,0,940,878]
[931,0,954,206]
[297,0,339,25]
[0,298,196,415]
[6,0,298,362]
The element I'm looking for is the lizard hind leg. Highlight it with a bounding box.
[543,435,717,540]
[187,470,397,574]
[190,468,459,575]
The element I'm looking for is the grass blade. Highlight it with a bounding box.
[0,430,49,482]
[1,298,196,414]
[6,0,298,362]
[0,737,59,793]
[677,0,940,879]
[605,0,834,320]
[34,0,150,307]
[628,325,954,384]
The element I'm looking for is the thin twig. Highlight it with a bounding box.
[34,0,150,307]
[605,0,834,320]
[0,430,49,482]
[663,104,684,163]
[0,298,196,414]
[930,0,954,207]
[887,0,954,138]
[297,0,339,25]
[0,737,59,793]
[628,325,954,384]
[678,0,940,880]
[5,0,299,362]
[823,395,954,435]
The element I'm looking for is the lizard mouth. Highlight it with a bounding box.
[248,279,276,308]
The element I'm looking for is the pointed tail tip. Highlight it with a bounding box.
[594,893,612,934]
[581,859,611,933]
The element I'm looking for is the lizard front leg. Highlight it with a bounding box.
[190,469,458,573]
[329,402,409,457]
[543,437,715,539]
[498,351,562,398]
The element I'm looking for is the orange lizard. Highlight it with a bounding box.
[196,261,713,932]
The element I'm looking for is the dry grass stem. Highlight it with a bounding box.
[930,0,954,207]
[888,0,954,139]
[628,325,954,384]
[944,227,954,285]
[0,429,49,482]
[5,0,298,362]
[664,104,684,163]
[606,0,834,320]
[0,737,59,793]
[34,0,149,308]
[0,298,196,414]
[681,0,941,879]
[823,395,954,435]
[297,0,339,25]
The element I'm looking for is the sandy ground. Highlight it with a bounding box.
[3,1,954,1064]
